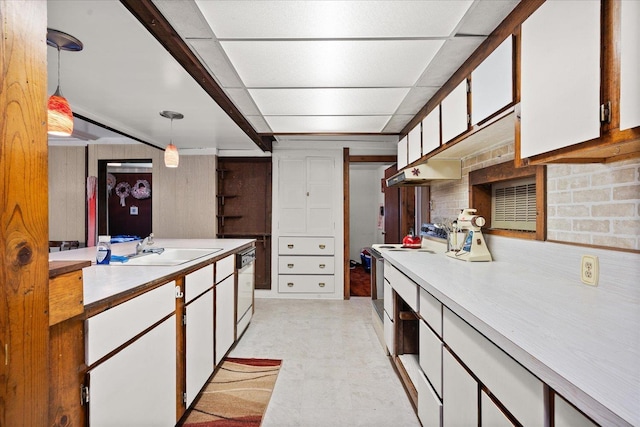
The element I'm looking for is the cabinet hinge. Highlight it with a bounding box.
[183,313,187,325]
[175,285,184,299]
[466,79,471,93]
[81,384,90,405]
[600,101,611,124]
[467,113,471,126]
[183,392,188,404]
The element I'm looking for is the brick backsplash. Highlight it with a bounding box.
[430,142,640,250]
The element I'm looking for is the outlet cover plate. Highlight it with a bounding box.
[581,255,599,286]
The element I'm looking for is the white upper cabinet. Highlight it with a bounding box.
[422,108,440,155]
[441,80,469,144]
[397,135,408,169]
[471,37,513,125]
[520,1,601,159]
[407,124,422,164]
[620,0,640,131]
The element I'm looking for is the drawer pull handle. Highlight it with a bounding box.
[287,263,294,268]
[287,282,294,287]
[288,244,294,249]
[319,282,325,288]
[319,264,326,268]
[319,244,326,249]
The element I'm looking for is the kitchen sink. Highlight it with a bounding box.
[122,248,222,266]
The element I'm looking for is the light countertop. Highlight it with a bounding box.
[49,238,253,307]
[374,241,639,427]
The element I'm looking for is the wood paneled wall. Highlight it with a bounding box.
[87,145,217,238]
[49,146,86,243]
[0,1,50,425]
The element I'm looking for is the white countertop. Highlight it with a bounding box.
[374,241,639,427]
[49,238,253,307]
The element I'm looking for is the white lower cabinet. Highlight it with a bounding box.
[419,319,442,398]
[555,394,598,427]
[443,347,477,427]
[482,391,515,427]
[278,274,334,293]
[383,310,394,356]
[416,370,442,427]
[278,236,335,295]
[88,317,176,427]
[443,308,544,426]
[185,289,214,407]
[215,275,235,364]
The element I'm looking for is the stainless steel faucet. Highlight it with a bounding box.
[135,233,154,255]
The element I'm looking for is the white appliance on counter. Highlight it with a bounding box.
[236,247,255,336]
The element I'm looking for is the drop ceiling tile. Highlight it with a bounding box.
[394,87,440,115]
[416,37,485,87]
[221,40,445,87]
[153,0,214,39]
[265,115,392,133]
[196,0,473,39]
[188,40,243,88]
[225,88,262,116]
[382,115,415,133]
[456,0,520,36]
[245,115,273,134]
[248,88,410,116]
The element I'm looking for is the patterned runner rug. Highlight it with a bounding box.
[180,357,282,427]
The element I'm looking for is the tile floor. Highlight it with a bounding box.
[229,297,421,427]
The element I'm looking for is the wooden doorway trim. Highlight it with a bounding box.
[343,151,397,300]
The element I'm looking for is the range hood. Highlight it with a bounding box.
[387,159,462,187]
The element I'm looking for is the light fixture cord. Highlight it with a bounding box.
[56,47,62,95]
[170,118,174,145]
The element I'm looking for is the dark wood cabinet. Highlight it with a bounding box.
[217,158,272,289]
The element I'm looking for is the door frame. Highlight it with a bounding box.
[342,148,397,299]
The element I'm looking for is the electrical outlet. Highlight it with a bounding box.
[580,255,599,286]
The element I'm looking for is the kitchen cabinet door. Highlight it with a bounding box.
[520,0,600,158]
[422,108,440,156]
[416,370,442,427]
[441,80,468,143]
[215,275,235,364]
[481,391,515,426]
[620,0,640,131]
[407,124,422,164]
[472,36,512,125]
[397,135,408,170]
[442,348,477,427]
[279,158,306,233]
[88,317,176,427]
[185,289,214,407]
[306,157,334,235]
[554,394,598,427]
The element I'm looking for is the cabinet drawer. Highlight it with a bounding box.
[185,264,214,303]
[278,275,334,293]
[49,269,84,326]
[443,308,544,426]
[86,281,176,366]
[419,320,442,399]
[279,256,334,274]
[383,280,393,316]
[216,254,234,283]
[384,261,418,311]
[416,370,442,427]
[554,394,598,427]
[383,310,394,356]
[419,288,442,337]
[482,391,515,427]
[278,237,334,255]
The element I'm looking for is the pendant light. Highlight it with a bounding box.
[46,29,83,136]
[160,111,184,168]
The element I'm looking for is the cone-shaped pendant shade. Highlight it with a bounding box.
[47,88,74,136]
[164,143,179,168]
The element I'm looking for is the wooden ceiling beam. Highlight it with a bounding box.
[120,0,273,152]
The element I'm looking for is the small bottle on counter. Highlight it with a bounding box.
[96,235,111,265]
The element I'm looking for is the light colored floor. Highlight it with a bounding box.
[230,297,421,427]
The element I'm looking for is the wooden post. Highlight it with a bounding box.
[0,1,50,425]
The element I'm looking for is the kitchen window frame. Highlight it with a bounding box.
[469,161,546,241]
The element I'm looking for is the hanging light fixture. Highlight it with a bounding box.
[46,29,83,136]
[160,111,184,168]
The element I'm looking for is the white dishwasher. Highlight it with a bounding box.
[236,247,255,337]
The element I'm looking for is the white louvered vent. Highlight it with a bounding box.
[492,177,536,231]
